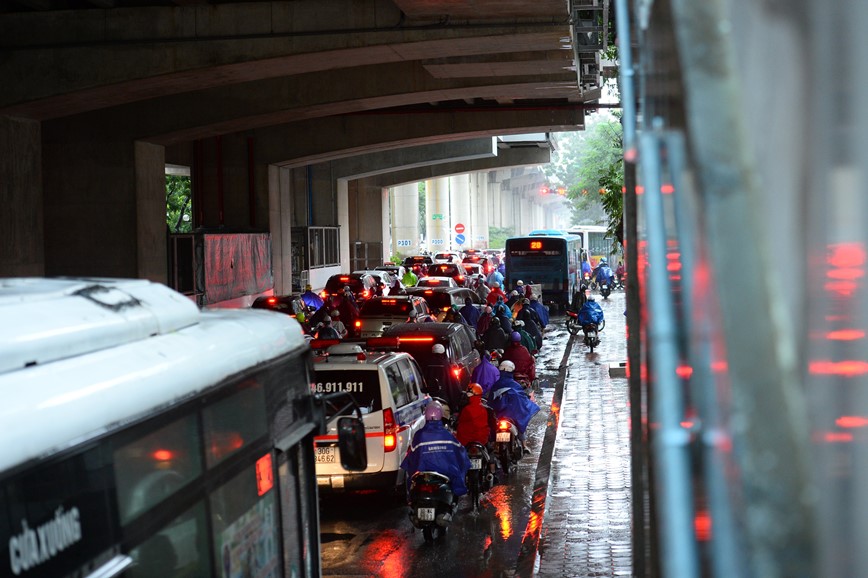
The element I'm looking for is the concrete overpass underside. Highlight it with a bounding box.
[0,0,608,303]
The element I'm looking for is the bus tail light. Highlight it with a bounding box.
[383,408,397,452]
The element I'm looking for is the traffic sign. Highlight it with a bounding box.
[455,234,466,245]
[455,223,465,234]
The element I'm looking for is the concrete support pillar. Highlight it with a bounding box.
[0,116,43,277]
[269,165,293,295]
[391,183,420,257]
[347,180,387,269]
[337,179,350,273]
[471,172,490,248]
[426,177,450,253]
[488,178,502,229]
[449,174,471,252]
[134,141,168,282]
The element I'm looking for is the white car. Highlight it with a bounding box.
[312,343,429,492]
[414,276,459,288]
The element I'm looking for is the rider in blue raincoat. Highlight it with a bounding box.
[487,360,540,446]
[527,294,549,327]
[593,257,615,287]
[401,402,471,498]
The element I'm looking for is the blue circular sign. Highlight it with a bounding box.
[455,233,466,245]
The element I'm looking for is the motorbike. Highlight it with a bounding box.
[408,471,455,542]
[582,322,601,353]
[599,281,612,299]
[514,371,538,396]
[566,309,581,336]
[464,442,495,512]
[494,417,524,476]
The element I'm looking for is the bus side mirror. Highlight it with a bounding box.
[337,417,367,471]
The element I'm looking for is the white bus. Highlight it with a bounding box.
[567,225,618,266]
[0,278,364,578]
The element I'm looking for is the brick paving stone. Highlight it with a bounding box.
[535,292,631,578]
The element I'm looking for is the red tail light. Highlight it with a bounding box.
[497,419,510,431]
[383,408,397,452]
[267,297,278,305]
[452,365,462,378]
[320,291,328,299]
[418,483,437,493]
[354,320,362,328]
[457,276,464,282]
[362,289,370,298]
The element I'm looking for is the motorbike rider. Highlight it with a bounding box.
[402,267,418,287]
[473,274,491,302]
[425,343,460,412]
[511,320,538,355]
[592,257,615,288]
[476,305,493,336]
[300,284,324,310]
[400,402,471,514]
[615,260,626,287]
[314,316,341,340]
[486,268,504,288]
[471,351,501,397]
[456,384,497,448]
[527,294,549,327]
[459,296,481,329]
[487,360,540,454]
[516,299,543,350]
[329,309,347,338]
[482,317,510,352]
[485,282,507,306]
[502,331,536,381]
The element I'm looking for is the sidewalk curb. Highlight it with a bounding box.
[514,333,576,577]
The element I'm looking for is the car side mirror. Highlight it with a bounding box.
[337,417,367,471]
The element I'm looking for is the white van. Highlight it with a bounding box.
[312,343,429,492]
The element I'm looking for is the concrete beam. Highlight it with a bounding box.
[326,137,498,181]
[359,145,551,188]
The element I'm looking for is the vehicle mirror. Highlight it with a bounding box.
[337,417,367,471]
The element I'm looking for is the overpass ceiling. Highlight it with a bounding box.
[2,0,607,159]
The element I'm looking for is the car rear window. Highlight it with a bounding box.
[429,264,456,276]
[391,339,444,368]
[313,369,383,417]
[325,276,363,292]
[413,291,451,309]
[360,299,413,315]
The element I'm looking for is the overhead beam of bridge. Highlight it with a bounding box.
[325,138,498,181]
[238,106,584,167]
[48,57,580,145]
[359,146,552,188]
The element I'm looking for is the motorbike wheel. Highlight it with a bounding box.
[468,472,481,512]
[566,316,580,336]
[588,329,598,353]
[423,527,435,543]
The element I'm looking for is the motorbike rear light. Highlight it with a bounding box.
[498,419,510,431]
[267,297,278,305]
[418,484,436,493]
[452,366,462,378]
[383,408,397,452]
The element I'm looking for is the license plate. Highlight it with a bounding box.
[470,458,482,470]
[496,432,511,443]
[315,446,337,464]
[417,507,436,522]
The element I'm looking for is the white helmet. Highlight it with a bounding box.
[432,343,446,354]
[499,360,516,372]
[600,257,608,264]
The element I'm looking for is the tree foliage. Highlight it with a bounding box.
[166,175,192,233]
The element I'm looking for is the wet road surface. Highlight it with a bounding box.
[318,291,631,577]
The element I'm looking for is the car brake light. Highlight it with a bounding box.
[382,299,396,304]
[362,289,370,298]
[498,419,510,431]
[457,276,464,282]
[340,276,350,281]
[320,291,328,299]
[399,337,435,343]
[267,297,278,305]
[367,337,400,348]
[383,408,397,452]
[452,365,462,378]
[354,320,362,328]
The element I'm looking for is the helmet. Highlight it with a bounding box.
[600,257,607,264]
[425,402,443,421]
[305,284,312,291]
[499,360,516,372]
[492,282,500,288]
[330,309,340,317]
[514,319,524,327]
[468,383,483,396]
[516,280,524,286]
[432,343,446,354]
[344,285,352,291]
[511,331,522,342]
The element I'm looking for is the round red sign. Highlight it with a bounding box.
[455,223,465,234]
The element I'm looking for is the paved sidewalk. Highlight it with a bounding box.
[535,293,632,577]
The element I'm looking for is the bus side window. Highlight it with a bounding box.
[127,502,211,578]
[114,415,202,524]
[203,382,267,469]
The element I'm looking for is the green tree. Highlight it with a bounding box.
[488,226,514,249]
[166,175,192,233]
[567,114,624,243]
